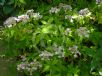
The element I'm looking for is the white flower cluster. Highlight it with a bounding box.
[65,28,72,35]
[96,0,102,4]
[17,59,42,75]
[39,44,65,60]
[26,9,42,20]
[79,8,91,17]
[65,8,91,23]
[4,9,42,28]
[65,14,85,23]
[17,14,29,23]
[69,45,81,58]
[26,9,34,17]
[39,50,53,60]
[4,17,17,28]
[65,15,74,22]
[59,3,72,11]
[76,27,90,38]
[0,54,5,58]
[31,12,43,20]
[49,7,60,14]
[20,55,27,61]
[53,44,65,58]
[49,3,72,14]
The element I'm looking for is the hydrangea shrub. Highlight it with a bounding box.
[1,1,102,76]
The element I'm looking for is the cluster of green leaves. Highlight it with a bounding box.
[1,0,102,76]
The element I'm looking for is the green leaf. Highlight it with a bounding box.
[48,17,54,23]
[19,0,26,4]
[41,20,47,25]
[3,6,14,14]
[0,0,5,6]
[11,30,15,37]
[82,47,95,57]
[43,65,50,72]
[7,0,14,5]
[96,47,102,61]
[99,68,102,76]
